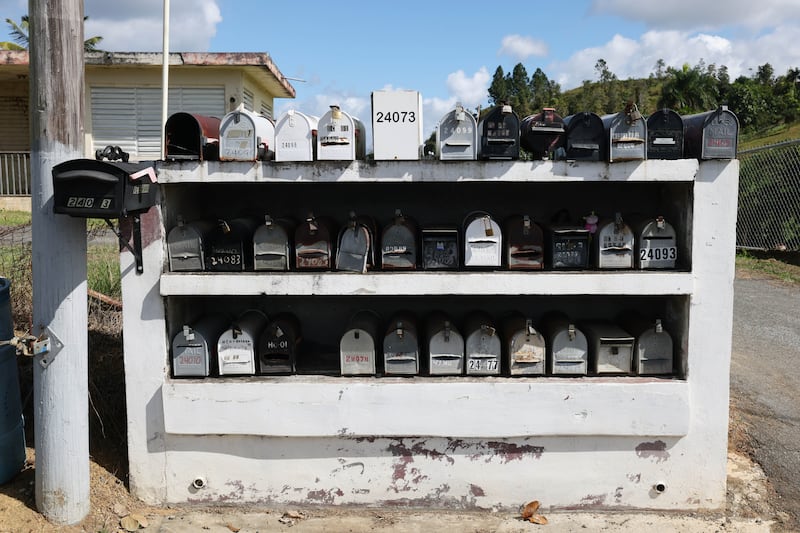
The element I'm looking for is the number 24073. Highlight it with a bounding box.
[376,111,416,123]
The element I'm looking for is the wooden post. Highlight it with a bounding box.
[29,0,90,525]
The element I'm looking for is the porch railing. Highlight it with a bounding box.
[0,151,31,196]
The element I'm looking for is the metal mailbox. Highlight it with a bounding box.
[478,103,520,160]
[426,312,464,376]
[371,90,424,160]
[171,314,227,377]
[336,212,375,273]
[543,316,588,376]
[317,105,366,161]
[217,310,269,376]
[436,103,478,160]
[636,216,678,269]
[295,213,334,270]
[421,227,459,270]
[602,103,646,162]
[340,310,381,376]
[164,112,220,161]
[504,314,546,376]
[583,322,634,375]
[519,108,565,160]
[257,314,301,375]
[167,217,216,272]
[560,112,605,161]
[219,104,276,161]
[548,214,591,270]
[383,313,419,375]
[464,312,501,376]
[683,105,739,160]
[505,214,544,270]
[646,108,684,160]
[253,215,294,271]
[463,212,502,268]
[595,213,634,269]
[274,109,318,162]
[619,313,674,375]
[381,210,417,270]
[206,217,259,272]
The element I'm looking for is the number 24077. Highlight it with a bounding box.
[376,111,416,123]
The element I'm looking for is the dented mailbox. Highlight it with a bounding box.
[421,227,459,270]
[257,314,301,375]
[275,109,318,162]
[295,213,334,270]
[560,112,605,161]
[647,109,684,160]
[505,314,546,376]
[463,212,502,268]
[636,216,678,269]
[478,103,520,160]
[336,212,375,273]
[426,312,464,376]
[253,215,294,271]
[381,210,417,270]
[219,104,276,161]
[206,217,259,272]
[436,103,478,160]
[464,312,502,376]
[383,313,419,375]
[583,322,634,375]
[548,215,591,270]
[519,108,565,160]
[164,112,220,161]
[171,314,227,377]
[340,311,381,376]
[683,105,739,160]
[543,316,588,376]
[505,215,544,270]
[167,217,216,272]
[602,103,646,162]
[217,310,268,376]
[317,105,366,161]
[619,313,674,375]
[595,213,634,269]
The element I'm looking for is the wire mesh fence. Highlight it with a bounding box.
[738,139,800,252]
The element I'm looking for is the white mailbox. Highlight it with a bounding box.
[464,212,502,268]
[383,313,419,375]
[436,103,477,160]
[464,312,501,376]
[595,212,634,269]
[504,315,546,376]
[371,90,423,160]
[275,109,318,162]
[543,315,588,376]
[340,310,380,376]
[317,105,366,161]
[636,216,678,269]
[219,104,275,161]
[217,310,268,376]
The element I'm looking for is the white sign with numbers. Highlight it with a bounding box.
[371,90,423,160]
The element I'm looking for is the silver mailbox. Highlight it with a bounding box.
[505,314,546,376]
[257,314,300,375]
[436,103,478,160]
[583,322,634,375]
[619,314,674,375]
[601,103,647,162]
[464,312,501,376]
[217,310,268,376]
[421,227,459,270]
[595,213,634,269]
[426,312,464,376]
[275,109,318,162]
[219,104,276,161]
[383,313,419,376]
[381,210,417,270]
[683,105,739,160]
[207,217,259,272]
[463,212,502,268]
[336,212,375,273]
[636,216,677,269]
[317,105,366,161]
[167,217,216,272]
[505,214,544,270]
[543,316,588,376]
[253,215,294,271]
[340,310,380,376]
[171,314,227,377]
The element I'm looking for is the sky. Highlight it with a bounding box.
[3,0,800,140]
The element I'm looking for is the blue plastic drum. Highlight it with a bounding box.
[0,277,25,484]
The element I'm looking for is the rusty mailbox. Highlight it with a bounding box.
[636,216,678,269]
[543,315,588,376]
[505,214,544,270]
[171,314,227,377]
[560,112,605,161]
[463,212,502,268]
[206,217,259,272]
[164,112,220,161]
[505,314,546,376]
[383,313,419,376]
[547,211,592,270]
[595,213,634,269]
[219,104,275,161]
[295,213,335,270]
[167,217,217,272]
[683,105,739,160]
[436,103,478,160]
[602,103,646,162]
[275,109,318,162]
[421,227,459,270]
[583,322,634,375]
[336,212,376,273]
[381,210,417,270]
[426,312,464,376]
[519,108,565,160]
[646,108,684,160]
[257,314,301,375]
[340,310,381,376]
[478,103,520,160]
[253,215,294,271]
[317,105,366,161]
[217,310,269,376]
[618,313,674,376]
[464,312,502,376]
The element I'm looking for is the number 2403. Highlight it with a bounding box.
[376,111,416,123]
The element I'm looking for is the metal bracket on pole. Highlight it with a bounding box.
[105,217,144,274]
[36,326,64,368]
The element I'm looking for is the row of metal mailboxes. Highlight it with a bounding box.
[171,310,674,378]
[165,93,738,163]
[168,211,679,272]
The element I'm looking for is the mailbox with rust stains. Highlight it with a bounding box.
[253,215,294,271]
[647,109,684,160]
[583,322,634,375]
[436,103,478,160]
[336,212,376,273]
[519,108,565,160]
[171,314,227,377]
[381,210,417,270]
[275,109,319,162]
[618,313,674,375]
[602,103,647,162]
[560,112,605,161]
[206,217,259,272]
[257,314,301,375]
[219,104,276,161]
[504,314,546,376]
[340,310,381,376]
[167,217,216,272]
[217,310,269,376]
[543,315,588,376]
[164,112,220,161]
[463,212,502,268]
[464,312,502,376]
[426,312,464,376]
[547,212,591,270]
[478,103,520,160]
[317,105,366,161]
[636,216,678,269]
[295,213,335,270]
[683,105,739,160]
[595,213,634,269]
[383,313,419,376]
[421,227,459,270]
[505,215,544,270]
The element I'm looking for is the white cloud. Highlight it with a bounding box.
[498,35,548,60]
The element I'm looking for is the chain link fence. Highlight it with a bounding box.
[738,139,800,252]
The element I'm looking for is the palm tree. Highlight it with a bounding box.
[0,15,103,51]
[658,63,718,114]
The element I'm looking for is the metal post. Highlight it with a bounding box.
[29,0,90,524]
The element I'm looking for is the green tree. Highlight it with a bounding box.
[529,67,560,112]
[488,66,509,106]
[0,14,103,51]
[658,62,719,113]
[508,63,533,117]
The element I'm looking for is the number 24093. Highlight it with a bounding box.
[376,111,416,123]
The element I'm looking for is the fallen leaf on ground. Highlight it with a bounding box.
[529,514,549,524]
[112,502,129,517]
[521,500,540,518]
[129,513,149,528]
[226,524,241,532]
[283,510,305,519]
[120,515,141,531]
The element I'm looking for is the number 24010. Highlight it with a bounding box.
[376,111,416,123]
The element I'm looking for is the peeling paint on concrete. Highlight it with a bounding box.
[580,493,607,507]
[305,488,344,504]
[469,484,485,497]
[482,441,545,463]
[614,486,623,503]
[627,473,641,483]
[635,440,671,462]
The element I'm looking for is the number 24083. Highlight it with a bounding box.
[375,111,416,123]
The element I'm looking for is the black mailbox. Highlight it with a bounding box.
[478,103,520,160]
[683,105,739,160]
[646,109,684,160]
[560,112,605,161]
[519,108,564,160]
[165,112,221,161]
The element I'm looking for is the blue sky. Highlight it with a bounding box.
[3,0,800,139]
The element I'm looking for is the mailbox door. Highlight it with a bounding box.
[647,109,684,160]
[275,110,318,162]
[253,217,293,271]
[506,215,544,270]
[561,112,605,161]
[549,226,590,269]
[683,106,739,160]
[427,314,464,376]
[421,228,459,270]
[295,216,333,270]
[437,104,478,160]
[519,108,565,160]
[257,316,299,375]
[383,316,419,375]
[547,322,588,375]
[464,313,501,376]
[637,217,677,269]
[584,323,634,375]
[478,104,520,160]
[596,217,634,269]
[381,214,417,270]
[464,213,502,268]
[336,218,372,273]
[207,218,258,272]
[167,220,215,272]
[217,310,268,376]
[506,316,546,376]
[340,311,380,376]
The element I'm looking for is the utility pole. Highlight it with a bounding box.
[29,0,90,525]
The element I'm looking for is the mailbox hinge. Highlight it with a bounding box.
[105,216,145,274]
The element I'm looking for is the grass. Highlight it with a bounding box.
[736,249,800,284]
